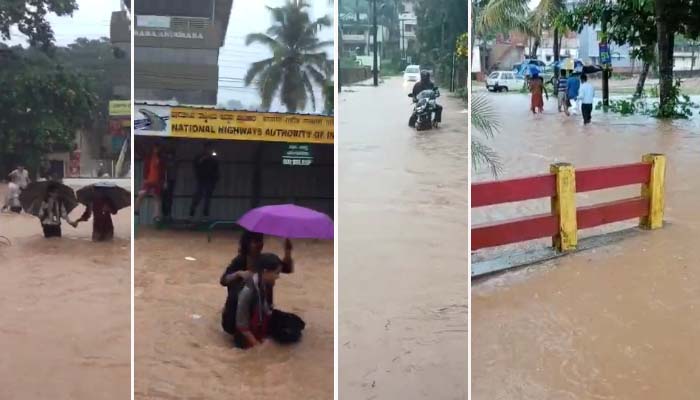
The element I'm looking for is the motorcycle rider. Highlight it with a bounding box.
[408,70,443,128]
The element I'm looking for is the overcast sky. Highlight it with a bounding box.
[4,0,119,46]
[3,0,334,113]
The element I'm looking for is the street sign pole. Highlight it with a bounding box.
[372,0,378,86]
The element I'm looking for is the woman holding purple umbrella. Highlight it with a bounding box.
[220,229,305,348]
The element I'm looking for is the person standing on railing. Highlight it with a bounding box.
[189,142,219,222]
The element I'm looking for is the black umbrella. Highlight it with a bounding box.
[582,65,604,74]
[20,181,78,216]
[76,182,131,211]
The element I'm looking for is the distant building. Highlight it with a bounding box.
[399,0,417,63]
[133,0,234,105]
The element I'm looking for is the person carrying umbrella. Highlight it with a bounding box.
[33,182,77,238]
[72,184,130,242]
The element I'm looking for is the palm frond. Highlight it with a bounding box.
[258,64,283,111]
[301,71,316,111]
[479,0,530,33]
[244,57,276,86]
[472,138,502,178]
[471,94,500,138]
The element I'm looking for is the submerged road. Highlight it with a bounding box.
[339,77,468,399]
[472,92,700,399]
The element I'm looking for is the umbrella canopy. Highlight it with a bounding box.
[582,64,604,74]
[237,204,334,240]
[20,181,78,216]
[76,182,131,211]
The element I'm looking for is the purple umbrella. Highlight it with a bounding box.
[237,204,334,239]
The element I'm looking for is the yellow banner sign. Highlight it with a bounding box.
[170,108,334,144]
[109,100,131,116]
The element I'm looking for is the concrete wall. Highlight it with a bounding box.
[339,67,372,84]
[134,137,333,224]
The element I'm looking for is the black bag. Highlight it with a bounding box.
[269,309,305,344]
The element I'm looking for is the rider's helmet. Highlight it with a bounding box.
[420,70,430,82]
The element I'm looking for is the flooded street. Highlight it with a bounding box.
[134,230,333,399]
[472,93,700,399]
[0,184,130,400]
[339,77,468,399]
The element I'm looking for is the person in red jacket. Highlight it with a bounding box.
[72,190,118,241]
[134,144,165,221]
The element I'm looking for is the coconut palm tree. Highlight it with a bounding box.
[244,0,332,112]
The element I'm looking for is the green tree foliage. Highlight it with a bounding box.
[0,50,96,173]
[244,0,332,113]
[655,0,700,112]
[563,0,656,97]
[414,0,467,86]
[0,0,78,51]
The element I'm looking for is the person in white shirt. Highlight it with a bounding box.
[9,165,30,189]
[2,181,22,213]
[578,74,595,124]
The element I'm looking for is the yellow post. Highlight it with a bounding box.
[640,153,666,230]
[550,163,578,252]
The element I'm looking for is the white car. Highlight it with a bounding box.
[486,71,524,92]
[403,65,421,82]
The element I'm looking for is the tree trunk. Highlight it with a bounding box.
[634,60,651,98]
[531,37,540,60]
[553,27,561,63]
[655,0,675,109]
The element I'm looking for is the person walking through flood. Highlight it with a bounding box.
[38,184,75,238]
[529,72,548,114]
[1,181,22,213]
[9,164,30,190]
[578,74,595,124]
[220,231,304,347]
[566,72,581,115]
[189,142,219,221]
[557,70,569,114]
[72,190,118,242]
[224,253,305,349]
[135,144,165,222]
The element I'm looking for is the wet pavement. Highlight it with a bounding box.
[339,77,468,399]
[0,184,130,400]
[472,93,700,399]
[134,230,333,400]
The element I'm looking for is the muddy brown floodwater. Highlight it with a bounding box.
[134,229,333,399]
[472,93,700,399]
[339,78,468,399]
[0,184,130,400]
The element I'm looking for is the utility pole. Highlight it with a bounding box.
[601,8,610,110]
[372,0,378,86]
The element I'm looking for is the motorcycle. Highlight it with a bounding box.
[408,87,441,131]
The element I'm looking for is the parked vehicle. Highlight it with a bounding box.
[403,65,421,82]
[486,71,524,92]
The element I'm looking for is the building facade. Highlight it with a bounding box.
[133,0,233,105]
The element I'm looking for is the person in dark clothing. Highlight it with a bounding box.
[224,253,305,349]
[38,184,75,238]
[72,190,118,242]
[161,148,177,220]
[189,142,219,220]
[220,231,301,347]
[408,70,443,127]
